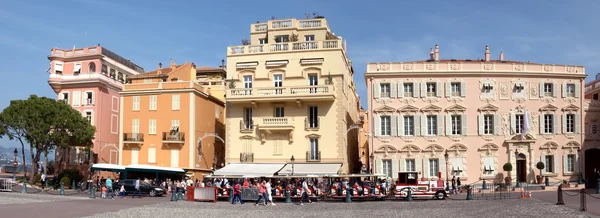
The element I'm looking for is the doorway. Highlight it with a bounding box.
[585,148,600,189]
[516,153,527,183]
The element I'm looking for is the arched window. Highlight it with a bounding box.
[88,62,96,73]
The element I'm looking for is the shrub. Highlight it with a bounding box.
[57,169,82,185]
[34,174,41,184]
[536,161,545,170]
[503,163,512,172]
[60,177,71,187]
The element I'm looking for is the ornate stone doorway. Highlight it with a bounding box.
[516,153,527,183]
[585,148,600,189]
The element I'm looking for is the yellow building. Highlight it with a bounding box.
[224,17,361,174]
[119,60,225,179]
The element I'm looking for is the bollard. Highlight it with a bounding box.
[170,186,177,201]
[556,185,564,205]
[345,188,352,203]
[466,185,473,200]
[21,181,27,194]
[228,188,233,203]
[482,180,487,190]
[177,188,183,200]
[285,190,291,203]
[580,188,587,211]
[72,181,76,190]
[545,176,550,186]
[89,184,96,199]
[60,183,65,196]
[406,189,413,201]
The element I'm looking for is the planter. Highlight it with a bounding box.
[536,176,543,184]
[504,177,512,185]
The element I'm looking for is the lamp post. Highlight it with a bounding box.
[515,150,520,188]
[444,151,449,191]
[578,148,583,184]
[13,148,18,181]
[290,156,295,176]
[369,154,374,174]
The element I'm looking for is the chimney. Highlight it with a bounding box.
[434,44,439,61]
[158,62,162,69]
[191,62,196,69]
[484,46,490,61]
[429,48,434,60]
[499,51,504,61]
[171,59,177,69]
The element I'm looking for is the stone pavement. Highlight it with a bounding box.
[533,188,600,216]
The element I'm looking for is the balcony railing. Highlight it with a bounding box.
[250,18,328,33]
[227,85,334,102]
[305,117,320,130]
[123,133,144,143]
[240,152,254,163]
[262,117,290,126]
[306,151,321,162]
[240,120,254,132]
[228,40,344,55]
[162,132,185,142]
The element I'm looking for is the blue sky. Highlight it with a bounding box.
[0,0,598,148]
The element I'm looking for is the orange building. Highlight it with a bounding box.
[118,60,225,179]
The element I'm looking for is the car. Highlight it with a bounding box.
[112,179,164,197]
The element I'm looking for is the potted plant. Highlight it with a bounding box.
[503,163,513,185]
[241,39,250,45]
[536,161,545,184]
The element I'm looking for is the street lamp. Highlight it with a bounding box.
[578,148,583,184]
[290,155,295,176]
[444,151,449,191]
[515,150,520,188]
[13,148,18,181]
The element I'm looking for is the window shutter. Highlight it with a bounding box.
[391,159,399,179]
[553,114,559,134]
[58,93,64,100]
[575,152,580,173]
[397,82,404,98]
[416,156,422,174]
[562,83,567,98]
[510,112,516,134]
[575,83,581,98]
[439,155,446,179]
[420,82,427,97]
[445,81,451,97]
[376,157,383,175]
[445,115,452,136]
[415,115,421,136]
[391,115,398,136]
[553,83,558,98]
[575,114,581,133]
[390,82,397,98]
[171,148,179,167]
[461,114,467,135]
[423,156,430,178]
[412,82,419,97]
[553,155,559,173]
[478,115,484,135]
[436,81,442,97]
[420,115,427,136]
[460,81,466,97]
[539,114,545,134]
[562,114,567,134]
[81,92,87,106]
[400,157,406,172]
[538,82,544,98]
[374,115,381,137]
[494,114,501,135]
[374,82,381,99]
[563,154,568,173]
[148,148,156,163]
[398,115,404,136]
[437,114,444,136]
[131,148,139,165]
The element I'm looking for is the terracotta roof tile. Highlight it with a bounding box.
[130,65,182,78]
[196,66,224,72]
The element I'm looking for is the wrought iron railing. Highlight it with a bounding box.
[123,133,144,142]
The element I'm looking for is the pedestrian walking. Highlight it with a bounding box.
[119,183,126,199]
[254,181,267,206]
[451,176,457,195]
[133,177,142,198]
[266,179,276,206]
[101,185,107,199]
[106,176,114,199]
[456,177,462,193]
[299,179,313,205]
[41,173,46,190]
[231,182,244,204]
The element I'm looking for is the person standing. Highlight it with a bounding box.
[133,177,142,198]
[299,179,313,205]
[41,173,46,190]
[456,177,462,193]
[451,176,457,195]
[106,176,114,199]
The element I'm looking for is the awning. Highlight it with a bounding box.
[213,163,285,177]
[91,164,126,172]
[236,62,258,69]
[277,163,342,176]
[126,164,186,174]
[300,58,324,65]
[265,60,288,67]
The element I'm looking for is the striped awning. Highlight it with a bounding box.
[236,62,258,69]
[300,58,324,65]
[265,60,289,67]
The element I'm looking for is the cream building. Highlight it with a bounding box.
[224,17,361,174]
[366,45,586,184]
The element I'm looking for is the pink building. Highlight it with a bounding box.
[365,45,586,185]
[47,45,144,170]
[583,74,600,188]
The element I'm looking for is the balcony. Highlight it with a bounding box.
[239,120,254,133]
[240,153,254,163]
[123,133,144,144]
[227,85,335,102]
[228,39,344,56]
[258,118,294,132]
[306,151,321,162]
[304,118,320,130]
[48,73,125,92]
[251,18,329,33]
[162,132,185,143]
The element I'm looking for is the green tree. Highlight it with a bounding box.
[0,95,95,183]
[0,100,30,180]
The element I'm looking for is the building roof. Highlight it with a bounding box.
[195,66,223,72]
[129,65,182,78]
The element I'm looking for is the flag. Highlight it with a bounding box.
[521,112,530,140]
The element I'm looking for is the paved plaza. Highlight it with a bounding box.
[0,191,598,218]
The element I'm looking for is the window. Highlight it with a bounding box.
[451,115,462,135]
[380,116,391,136]
[543,114,553,134]
[566,84,575,97]
[403,83,413,97]
[515,114,524,134]
[405,159,416,172]
[88,62,96,73]
[403,116,414,136]
[594,93,599,100]
[171,95,180,110]
[132,96,140,111]
[149,119,156,134]
[304,35,315,41]
[451,82,461,96]
[426,82,437,97]
[380,83,391,98]
[171,120,180,131]
[72,91,81,106]
[149,95,157,110]
[309,138,319,160]
[514,84,524,93]
[85,111,93,124]
[275,35,289,42]
[308,106,318,128]
[483,115,494,135]
[429,159,439,177]
[170,148,179,167]
[60,92,69,104]
[565,114,575,133]
[274,107,285,117]
[544,83,553,97]
[308,74,318,93]
[483,157,495,175]
[383,160,392,178]
[215,106,220,119]
[243,107,253,130]
[85,91,93,106]
[545,155,554,173]
[273,137,283,155]
[148,148,156,164]
[132,119,140,134]
[73,62,82,74]
[244,75,253,94]
[482,83,493,93]
[131,147,139,165]
[567,154,575,172]
[274,74,283,94]
[54,62,63,74]
[426,115,437,135]
[259,38,267,44]
[144,78,152,83]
